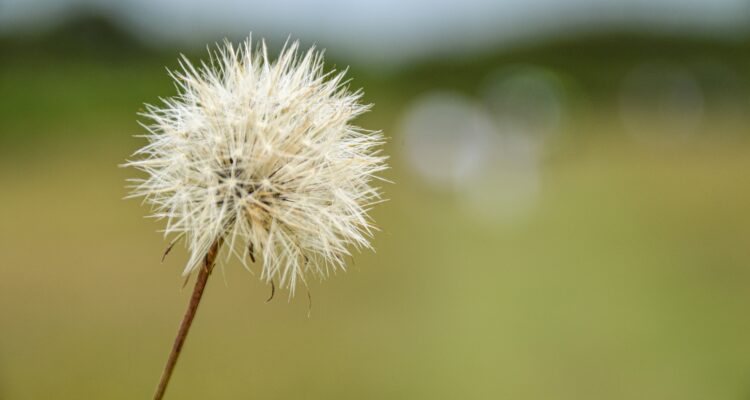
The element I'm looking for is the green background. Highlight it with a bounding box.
[2,16,750,399]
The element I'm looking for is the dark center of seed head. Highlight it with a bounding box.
[215,157,276,206]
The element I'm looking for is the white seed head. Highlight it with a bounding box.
[125,37,387,295]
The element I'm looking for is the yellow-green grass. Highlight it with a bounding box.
[1,117,750,399]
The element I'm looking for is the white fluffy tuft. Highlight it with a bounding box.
[125,37,387,295]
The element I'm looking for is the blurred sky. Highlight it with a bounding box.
[2,0,750,64]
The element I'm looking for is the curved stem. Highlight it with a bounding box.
[153,239,222,400]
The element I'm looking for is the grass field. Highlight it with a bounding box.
[2,40,750,399]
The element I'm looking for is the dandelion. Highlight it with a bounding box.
[125,36,387,400]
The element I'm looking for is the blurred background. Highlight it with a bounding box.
[2,0,750,399]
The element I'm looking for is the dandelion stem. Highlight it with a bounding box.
[153,238,222,400]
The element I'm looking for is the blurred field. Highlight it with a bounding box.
[2,19,750,400]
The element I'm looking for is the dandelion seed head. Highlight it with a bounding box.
[125,37,387,295]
